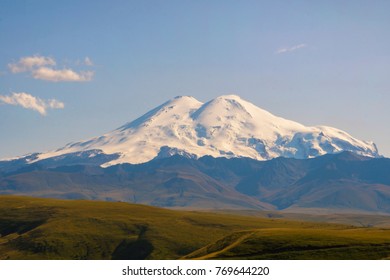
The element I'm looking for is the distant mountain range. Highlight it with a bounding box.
[1,95,387,214]
[2,95,380,167]
[1,152,389,213]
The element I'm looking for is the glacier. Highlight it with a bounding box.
[14,95,380,166]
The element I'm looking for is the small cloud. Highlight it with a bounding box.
[0,92,64,116]
[8,55,94,82]
[8,55,56,73]
[276,43,307,54]
[32,67,94,82]
[84,57,93,66]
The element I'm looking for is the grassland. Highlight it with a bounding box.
[1,195,390,260]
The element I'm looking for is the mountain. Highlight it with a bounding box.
[1,95,386,213]
[1,152,390,213]
[1,95,379,168]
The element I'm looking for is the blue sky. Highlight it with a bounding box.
[1,0,389,158]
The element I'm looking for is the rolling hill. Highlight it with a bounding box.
[1,196,390,260]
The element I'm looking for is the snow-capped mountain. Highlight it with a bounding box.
[14,95,380,166]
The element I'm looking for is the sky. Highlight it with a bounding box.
[0,0,389,158]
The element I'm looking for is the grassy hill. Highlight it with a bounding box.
[182,228,390,260]
[1,195,390,260]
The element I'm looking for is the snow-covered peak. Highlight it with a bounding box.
[118,95,202,130]
[214,94,243,101]
[173,95,198,100]
[28,95,380,166]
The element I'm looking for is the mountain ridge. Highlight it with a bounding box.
[3,95,379,167]
[1,152,390,213]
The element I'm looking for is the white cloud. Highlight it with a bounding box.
[8,55,56,73]
[0,92,64,116]
[84,57,94,66]
[8,55,94,82]
[32,67,94,82]
[276,43,307,54]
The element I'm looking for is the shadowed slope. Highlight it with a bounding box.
[1,153,390,212]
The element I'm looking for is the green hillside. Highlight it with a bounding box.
[182,228,390,260]
[1,195,390,260]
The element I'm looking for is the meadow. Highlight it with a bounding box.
[1,195,390,260]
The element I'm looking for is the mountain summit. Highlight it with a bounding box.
[23,95,379,166]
